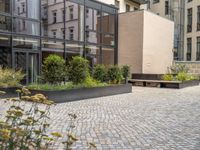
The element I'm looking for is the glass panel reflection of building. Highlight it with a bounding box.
[0,0,118,84]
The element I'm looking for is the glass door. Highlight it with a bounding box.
[14,52,39,84]
[28,53,39,83]
[15,52,27,84]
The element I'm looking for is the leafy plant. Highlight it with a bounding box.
[107,65,123,84]
[0,87,57,149]
[0,67,25,88]
[68,56,90,84]
[42,55,67,84]
[28,79,108,91]
[176,72,188,81]
[170,64,189,74]
[162,74,174,81]
[121,65,130,83]
[93,65,107,82]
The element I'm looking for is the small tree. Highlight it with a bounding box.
[121,65,130,84]
[68,56,89,84]
[42,55,67,84]
[107,65,122,84]
[93,65,107,82]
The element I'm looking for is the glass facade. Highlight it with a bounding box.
[0,0,118,84]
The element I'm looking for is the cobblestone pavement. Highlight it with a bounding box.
[1,86,200,150]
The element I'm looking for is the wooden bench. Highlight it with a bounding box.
[129,79,182,88]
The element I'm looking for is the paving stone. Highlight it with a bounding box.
[1,86,200,149]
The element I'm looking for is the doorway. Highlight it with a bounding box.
[14,51,39,84]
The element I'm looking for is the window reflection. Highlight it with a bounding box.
[13,18,40,36]
[102,47,114,65]
[0,0,11,14]
[13,37,40,50]
[0,35,11,67]
[66,43,84,57]
[0,15,11,32]
[42,39,64,51]
[13,0,27,17]
[102,13,115,34]
[85,45,101,66]
[27,0,40,19]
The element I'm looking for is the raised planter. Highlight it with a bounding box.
[30,84,132,103]
[161,80,200,89]
[0,87,20,99]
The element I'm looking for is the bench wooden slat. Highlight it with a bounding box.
[129,79,182,84]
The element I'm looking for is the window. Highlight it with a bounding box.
[86,25,89,40]
[22,20,25,30]
[197,37,200,60]
[0,0,11,13]
[62,9,65,22]
[22,3,25,13]
[86,9,89,18]
[52,11,57,24]
[61,29,65,39]
[13,18,40,36]
[115,0,120,8]
[187,8,192,33]
[17,7,20,15]
[126,4,130,12]
[52,30,56,39]
[153,0,160,4]
[69,6,74,20]
[165,1,169,15]
[69,27,74,40]
[187,38,192,61]
[0,15,11,32]
[197,6,200,31]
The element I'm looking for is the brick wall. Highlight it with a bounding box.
[176,62,200,75]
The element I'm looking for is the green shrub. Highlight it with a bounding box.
[93,64,107,82]
[121,65,130,80]
[28,77,108,91]
[68,56,90,84]
[170,64,189,74]
[162,74,174,81]
[0,67,24,87]
[176,72,199,81]
[42,54,67,84]
[107,65,123,84]
[176,72,188,81]
[81,76,107,88]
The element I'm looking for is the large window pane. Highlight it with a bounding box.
[0,35,11,67]
[0,34,10,46]
[102,34,115,46]
[86,8,101,31]
[85,45,101,65]
[102,13,115,34]
[13,18,40,36]
[42,39,64,51]
[102,47,114,65]
[0,0,11,14]
[41,0,64,39]
[13,37,40,50]
[27,0,40,19]
[66,42,84,60]
[65,2,84,41]
[13,0,27,17]
[86,31,100,44]
[0,15,11,32]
